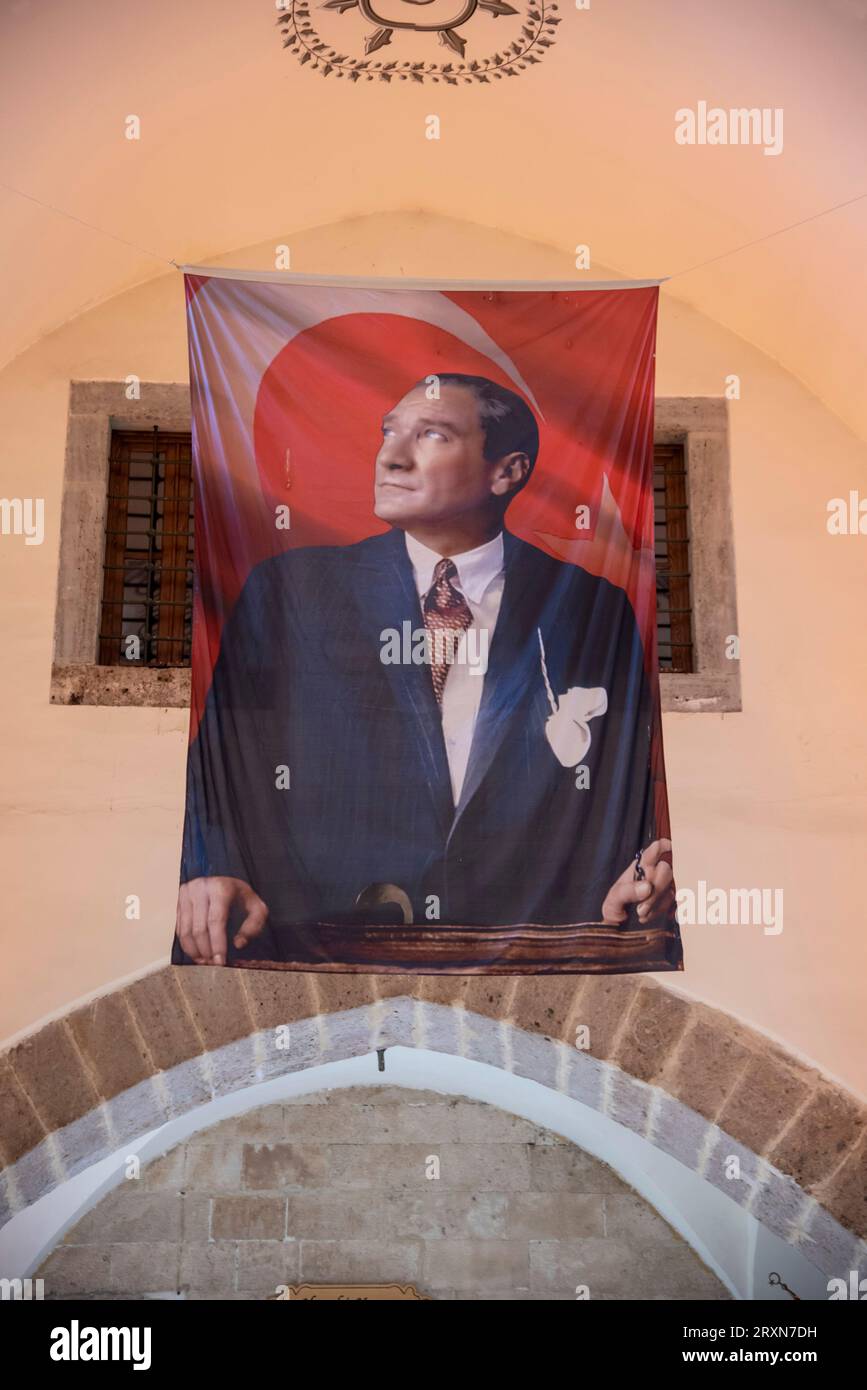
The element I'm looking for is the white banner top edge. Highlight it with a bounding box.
[179,265,668,291]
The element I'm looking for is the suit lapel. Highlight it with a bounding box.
[449,532,547,838]
[350,529,454,837]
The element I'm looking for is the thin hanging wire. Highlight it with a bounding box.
[2,175,866,283]
[665,188,867,280]
[0,179,178,267]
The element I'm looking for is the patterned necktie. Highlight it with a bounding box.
[423,558,473,705]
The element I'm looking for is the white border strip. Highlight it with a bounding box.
[178,265,667,291]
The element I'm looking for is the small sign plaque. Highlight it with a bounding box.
[275,1284,428,1301]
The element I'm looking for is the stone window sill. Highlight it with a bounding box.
[50,662,191,708]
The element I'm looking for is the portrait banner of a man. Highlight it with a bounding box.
[173,269,683,976]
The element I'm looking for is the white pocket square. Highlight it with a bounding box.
[536,628,608,768]
[544,685,608,768]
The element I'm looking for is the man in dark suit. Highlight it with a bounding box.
[174,373,674,966]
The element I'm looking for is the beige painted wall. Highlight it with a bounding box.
[1,212,865,1097]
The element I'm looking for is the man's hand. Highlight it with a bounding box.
[175,876,268,965]
[601,838,675,927]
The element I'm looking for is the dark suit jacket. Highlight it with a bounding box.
[175,528,655,962]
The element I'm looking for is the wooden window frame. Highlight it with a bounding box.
[654,442,694,674]
[98,428,194,668]
[51,384,740,712]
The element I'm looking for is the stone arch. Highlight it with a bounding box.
[1,968,865,1289]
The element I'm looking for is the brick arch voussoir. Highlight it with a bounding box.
[1,966,865,1276]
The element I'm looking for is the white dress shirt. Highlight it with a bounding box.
[404,531,506,806]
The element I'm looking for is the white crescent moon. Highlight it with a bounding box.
[186,276,544,477]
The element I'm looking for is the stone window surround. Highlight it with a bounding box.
[50,383,740,713]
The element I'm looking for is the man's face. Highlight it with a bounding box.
[373,384,502,529]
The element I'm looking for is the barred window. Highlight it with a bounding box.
[99,428,194,667]
[654,442,694,673]
[57,386,728,710]
[96,430,694,674]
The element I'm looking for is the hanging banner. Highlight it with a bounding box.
[173,271,682,976]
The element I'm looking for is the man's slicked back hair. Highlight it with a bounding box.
[415,373,540,490]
